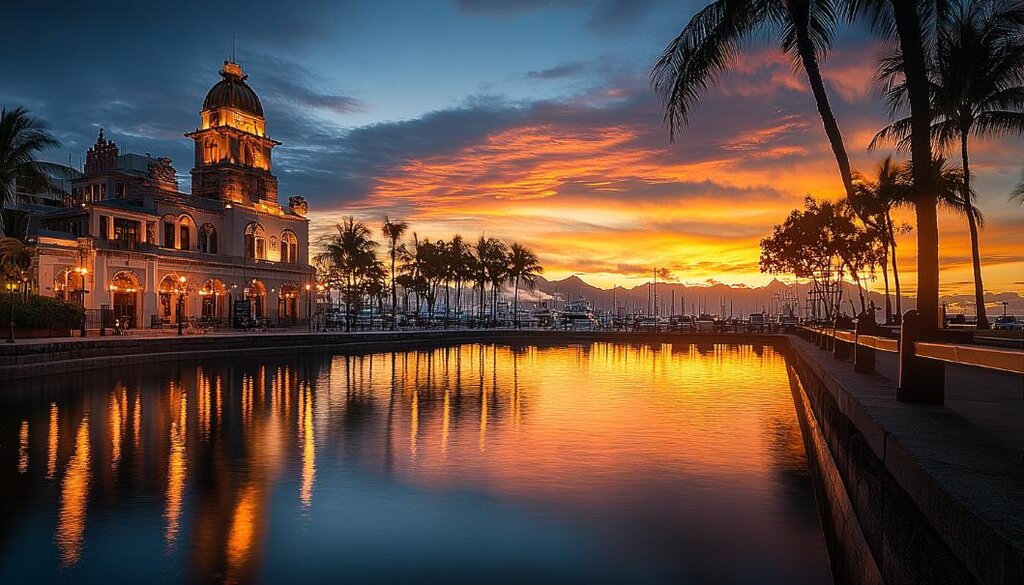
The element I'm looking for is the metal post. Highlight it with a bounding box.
[897,310,945,404]
[177,293,184,336]
[6,288,14,343]
[834,333,851,360]
[853,316,876,374]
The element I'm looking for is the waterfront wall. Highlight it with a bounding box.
[0,331,784,381]
[786,338,993,585]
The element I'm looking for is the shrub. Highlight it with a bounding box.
[0,294,85,331]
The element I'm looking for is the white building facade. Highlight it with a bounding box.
[32,60,314,329]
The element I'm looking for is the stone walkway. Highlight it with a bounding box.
[790,336,1024,584]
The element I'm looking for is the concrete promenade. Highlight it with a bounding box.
[789,335,1024,584]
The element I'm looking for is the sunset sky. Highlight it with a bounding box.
[2,0,1021,294]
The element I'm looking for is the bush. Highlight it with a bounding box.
[0,294,85,330]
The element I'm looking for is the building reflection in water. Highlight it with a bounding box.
[0,342,827,583]
[56,416,90,567]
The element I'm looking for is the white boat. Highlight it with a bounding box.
[695,313,715,332]
[561,298,597,330]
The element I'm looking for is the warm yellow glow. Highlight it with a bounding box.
[109,389,124,470]
[299,385,315,510]
[165,391,187,547]
[226,485,259,581]
[18,420,29,474]
[133,392,142,447]
[410,389,419,457]
[441,389,450,457]
[47,403,58,479]
[57,416,91,567]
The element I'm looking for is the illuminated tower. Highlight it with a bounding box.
[187,61,280,205]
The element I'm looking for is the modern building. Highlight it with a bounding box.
[29,59,313,329]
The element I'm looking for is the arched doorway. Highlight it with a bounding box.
[200,278,227,320]
[278,283,299,324]
[53,268,86,302]
[246,279,266,319]
[109,271,142,328]
[158,274,180,325]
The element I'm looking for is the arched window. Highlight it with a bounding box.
[280,230,299,264]
[244,222,266,260]
[178,215,196,251]
[199,223,218,254]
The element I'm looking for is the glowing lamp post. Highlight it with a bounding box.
[74,266,89,337]
[305,283,312,332]
[5,280,17,344]
[177,275,187,336]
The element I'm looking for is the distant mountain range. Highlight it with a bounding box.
[520,275,1024,318]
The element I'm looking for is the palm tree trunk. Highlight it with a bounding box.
[513,276,520,329]
[794,23,854,199]
[881,249,892,324]
[961,133,989,330]
[390,244,396,331]
[890,229,902,321]
[892,0,940,336]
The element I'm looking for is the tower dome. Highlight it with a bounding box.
[202,61,263,117]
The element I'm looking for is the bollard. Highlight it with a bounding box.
[853,315,876,374]
[834,334,851,360]
[896,310,945,404]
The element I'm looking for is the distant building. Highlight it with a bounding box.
[29,60,313,329]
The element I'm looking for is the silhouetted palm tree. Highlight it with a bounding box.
[381,216,408,329]
[852,0,944,333]
[315,217,378,331]
[652,0,855,198]
[850,157,912,323]
[873,0,1024,329]
[0,107,66,237]
[506,242,542,328]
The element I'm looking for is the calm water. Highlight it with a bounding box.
[0,342,831,584]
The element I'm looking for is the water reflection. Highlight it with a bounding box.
[0,342,830,584]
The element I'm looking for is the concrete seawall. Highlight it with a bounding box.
[786,335,1024,585]
[0,330,784,381]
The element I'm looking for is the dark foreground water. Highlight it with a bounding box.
[0,342,831,584]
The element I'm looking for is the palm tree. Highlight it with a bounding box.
[315,217,378,331]
[506,243,542,329]
[850,156,912,323]
[1,236,34,343]
[485,240,509,323]
[471,236,490,323]
[652,0,856,198]
[381,216,408,330]
[850,0,944,334]
[873,0,1024,329]
[0,107,62,209]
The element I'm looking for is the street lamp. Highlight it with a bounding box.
[74,266,89,337]
[177,275,187,336]
[305,283,312,333]
[316,283,325,331]
[5,280,17,344]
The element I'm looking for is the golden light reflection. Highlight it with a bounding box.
[133,392,141,447]
[165,392,187,547]
[47,403,58,479]
[441,389,450,457]
[109,389,125,470]
[56,416,90,567]
[225,485,259,584]
[18,420,29,473]
[410,389,419,457]
[299,384,315,509]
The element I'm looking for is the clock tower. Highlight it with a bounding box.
[187,60,281,205]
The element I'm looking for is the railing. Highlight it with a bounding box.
[799,311,1023,405]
